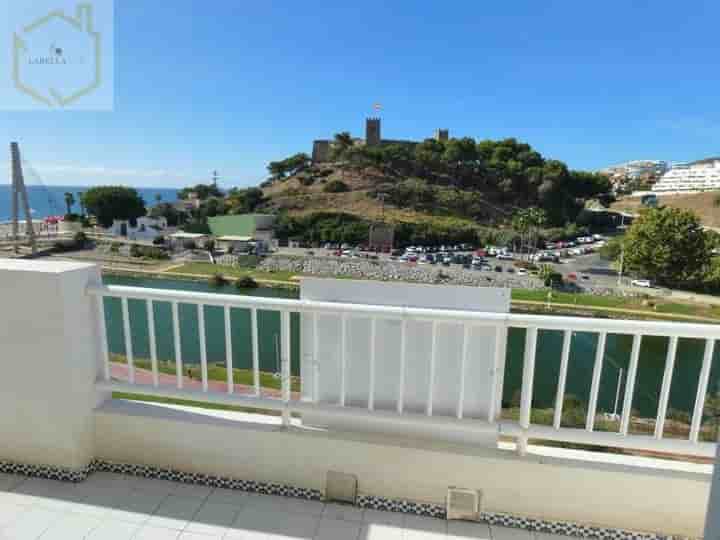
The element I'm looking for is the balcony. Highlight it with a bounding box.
[0,259,717,539]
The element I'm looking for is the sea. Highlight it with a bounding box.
[0,185,180,221]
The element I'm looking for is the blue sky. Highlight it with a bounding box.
[1,0,719,188]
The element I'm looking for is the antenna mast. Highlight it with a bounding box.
[10,142,36,255]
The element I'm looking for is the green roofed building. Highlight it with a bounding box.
[207,214,276,253]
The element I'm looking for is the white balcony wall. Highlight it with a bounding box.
[95,399,711,538]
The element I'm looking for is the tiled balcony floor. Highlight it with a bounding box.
[0,472,571,540]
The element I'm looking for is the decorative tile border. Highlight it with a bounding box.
[0,459,93,483]
[358,494,445,518]
[0,458,686,540]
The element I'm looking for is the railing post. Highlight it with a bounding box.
[281,310,292,428]
[121,297,135,384]
[339,313,348,407]
[655,336,678,439]
[96,293,110,382]
[691,338,715,443]
[620,334,642,435]
[251,308,260,396]
[397,318,407,414]
[518,326,538,456]
[312,312,320,403]
[368,317,377,411]
[490,324,508,423]
[553,329,572,430]
[427,321,438,416]
[172,301,183,389]
[224,305,234,394]
[586,332,607,432]
[146,300,159,388]
[458,323,470,420]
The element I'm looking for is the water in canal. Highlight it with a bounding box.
[103,275,720,438]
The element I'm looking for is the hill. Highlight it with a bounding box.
[261,137,612,240]
[611,192,720,229]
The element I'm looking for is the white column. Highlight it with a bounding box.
[704,443,720,540]
[0,260,104,470]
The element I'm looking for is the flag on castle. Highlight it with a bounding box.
[372,103,382,111]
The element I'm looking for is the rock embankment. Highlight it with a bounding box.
[257,255,541,288]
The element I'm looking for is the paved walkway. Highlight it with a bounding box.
[0,471,570,539]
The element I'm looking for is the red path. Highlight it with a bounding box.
[109,362,301,400]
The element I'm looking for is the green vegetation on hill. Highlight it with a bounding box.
[308,136,611,225]
[260,137,615,245]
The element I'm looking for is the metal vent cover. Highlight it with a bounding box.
[325,470,357,504]
[446,487,481,521]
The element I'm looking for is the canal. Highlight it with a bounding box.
[103,275,720,437]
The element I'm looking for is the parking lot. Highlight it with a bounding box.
[274,242,628,291]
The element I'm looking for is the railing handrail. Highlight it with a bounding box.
[88,283,720,338]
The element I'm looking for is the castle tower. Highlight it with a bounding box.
[366,118,381,147]
[312,140,331,163]
[435,129,449,142]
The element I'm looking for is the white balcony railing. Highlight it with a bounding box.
[87,283,720,458]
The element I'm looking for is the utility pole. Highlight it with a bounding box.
[377,192,387,221]
[617,243,625,288]
[10,142,36,255]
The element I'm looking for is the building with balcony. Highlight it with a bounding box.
[653,158,720,193]
[0,259,718,539]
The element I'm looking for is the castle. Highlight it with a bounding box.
[312,118,450,163]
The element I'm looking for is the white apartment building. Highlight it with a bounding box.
[653,158,720,192]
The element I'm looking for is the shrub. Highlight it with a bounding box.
[110,242,121,253]
[130,244,170,260]
[513,260,538,270]
[298,176,316,186]
[183,239,197,250]
[152,235,165,245]
[209,273,228,287]
[323,180,349,193]
[236,276,258,289]
[73,231,88,247]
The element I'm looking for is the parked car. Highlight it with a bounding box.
[497,253,514,260]
[631,279,652,288]
[517,268,528,276]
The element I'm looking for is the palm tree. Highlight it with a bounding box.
[63,192,75,215]
[77,192,85,215]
